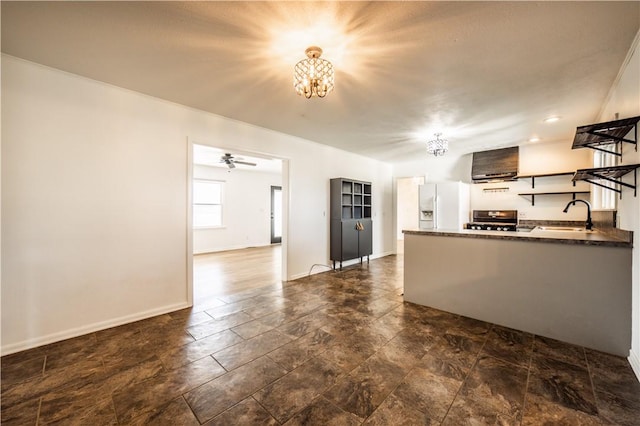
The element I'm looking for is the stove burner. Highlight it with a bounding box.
[466,210,518,231]
[466,223,517,231]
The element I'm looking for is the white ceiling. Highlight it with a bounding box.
[2,1,639,163]
[193,144,282,173]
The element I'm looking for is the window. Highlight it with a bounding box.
[592,145,617,210]
[193,179,223,228]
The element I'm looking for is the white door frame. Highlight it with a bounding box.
[270,185,283,244]
[186,137,290,306]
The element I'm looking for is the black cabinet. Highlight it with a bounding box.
[330,178,372,269]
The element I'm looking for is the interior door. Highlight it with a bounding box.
[270,186,282,244]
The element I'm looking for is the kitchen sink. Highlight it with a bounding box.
[536,226,588,232]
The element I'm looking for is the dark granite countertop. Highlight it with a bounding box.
[402,227,633,248]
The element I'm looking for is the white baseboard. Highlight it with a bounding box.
[194,242,273,255]
[374,251,397,259]
[629,349,640,383]
[1,301,191,356]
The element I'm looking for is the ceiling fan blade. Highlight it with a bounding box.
[233,161,257,166]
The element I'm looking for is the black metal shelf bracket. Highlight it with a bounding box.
[586,143,622,157]
[572,164,639,199]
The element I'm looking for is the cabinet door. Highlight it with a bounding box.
[341,220,360,260]
[358,218,373,256]
[330,219,343,261]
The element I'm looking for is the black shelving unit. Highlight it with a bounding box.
[330,178,372,270]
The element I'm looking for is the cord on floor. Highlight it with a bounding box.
[308,264,334,276]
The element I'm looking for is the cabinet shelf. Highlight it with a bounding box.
[518,191,590,206]
[571,115,639,158]
[572,164,640,197]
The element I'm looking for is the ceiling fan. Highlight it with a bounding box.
[219,153,256,169]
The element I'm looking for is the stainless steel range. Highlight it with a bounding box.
[466,210,518,231]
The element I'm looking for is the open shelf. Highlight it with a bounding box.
[572,115,639,157]
[572,164,640,197]
[517,172,576,189]
[518,171,575,178]
[518,191,590,206]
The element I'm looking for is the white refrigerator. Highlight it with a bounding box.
[418,182,470,229]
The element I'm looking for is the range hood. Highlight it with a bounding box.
[471,146,519,183]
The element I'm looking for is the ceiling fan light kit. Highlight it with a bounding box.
[219,153,256,169]
[293,46,334,99]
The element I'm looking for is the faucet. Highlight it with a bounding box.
[563,199,593,230]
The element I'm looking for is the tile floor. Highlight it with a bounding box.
[2,255,640,425]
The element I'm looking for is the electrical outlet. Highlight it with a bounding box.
[519,211,527,218]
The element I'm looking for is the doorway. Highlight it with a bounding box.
[271,186,282,244]
[187,140,288,307]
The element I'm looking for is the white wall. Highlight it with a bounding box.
[393,140,592,222]
[192,165,281,254]
[392,155,468,242]
[471,141,591,221]
[597,31,640,377]
[393,154,472,184]
[1,55,394,354]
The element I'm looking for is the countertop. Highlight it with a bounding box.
[402,227,633,248]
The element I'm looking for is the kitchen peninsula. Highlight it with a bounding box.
[403,227,633,356]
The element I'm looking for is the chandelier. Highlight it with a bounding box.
[293,46,334,99]
[427,133,449,156]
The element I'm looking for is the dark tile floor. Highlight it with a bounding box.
[2,255,640,425]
